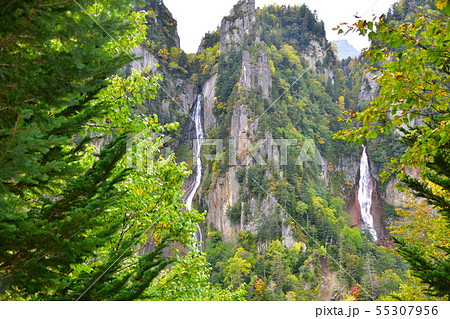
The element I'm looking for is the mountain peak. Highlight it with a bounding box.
[331,39,360,60]
[230,0,255,15]
[219,0,257,52]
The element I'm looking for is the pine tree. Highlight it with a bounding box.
[393,129,450,299]
[0,0,177,300]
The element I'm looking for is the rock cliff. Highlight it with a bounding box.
[219,0,259,53]
[201,0,290,246]
[128,0,402,249]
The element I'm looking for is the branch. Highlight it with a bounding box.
[47,140,126,220]
[116,261,138,273]
[0,113,22,164]
[38,0,73,7]
[115,218,136,252]
[0,4,39,51]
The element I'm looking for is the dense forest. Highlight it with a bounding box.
[0,0,449,302]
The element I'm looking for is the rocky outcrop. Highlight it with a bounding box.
[203,0,307,247]
[384,166,421,206]
[337,155,361,225]
[281,217,295,249]
[258,131,281,172]
[358,71,379,107]
[336,156,359,188]
[177,81,196,120]
[127,45,159,75]
[301,39,335,83]
[207,168,241,242]
[143,0,181,49]
[240,48,272,101]
[202,74,218,135]
[120,39,195,122]
[219,0,259,53]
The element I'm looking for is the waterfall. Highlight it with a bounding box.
[185,94,204,248]
[358,146,377,241]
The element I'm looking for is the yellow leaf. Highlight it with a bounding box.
[435,0,447,10]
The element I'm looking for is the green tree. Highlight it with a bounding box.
[0,0,206,301]
[377,269,402,296]
[265,240,289,292]
[335,0,450,299]
[224,248,252,289]
[382,272,443,301]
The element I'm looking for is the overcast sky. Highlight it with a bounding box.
[163,0,398,53]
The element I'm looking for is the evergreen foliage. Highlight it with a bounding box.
[0,0,216,301]
[0,0,143,298]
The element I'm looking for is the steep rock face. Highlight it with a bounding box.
[232,102,253,162]
[238,131,297,249]
[143,0,181,50]
[384,179,408,207]
[241,48,272,100]
[219,0,259,53]
[336,155,361,225]
[347,185,363,229]
[384,166,421,206]
[182,83,196,119]
[258,131,281,172]
[124,44,195,123]
[203,0,292,246]
[202,74,218,135]
[124,0,197,125]
[205,0,256,241]
[301,39,335,83]
[358,71,379,107]
[128,45,159,74]
[242,194,279,251]
[281,217,295,249]
[207,169,241,242]
[370,182,388,239]
[336,156,359,188]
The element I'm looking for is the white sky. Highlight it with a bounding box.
[163,0,399,53]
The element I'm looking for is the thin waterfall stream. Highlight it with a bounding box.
[185,94,204,249]
[358,146,377,241]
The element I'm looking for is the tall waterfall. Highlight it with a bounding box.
[185,94,204,248]
[358,146,377,241]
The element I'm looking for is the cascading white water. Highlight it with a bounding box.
[185,94,204,248]
[358,146,377,241]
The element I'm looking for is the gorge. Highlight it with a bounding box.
[2,0,446,303]
[127,0,412,300]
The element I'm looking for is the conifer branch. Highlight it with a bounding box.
[38,0,74,8]
[0,113,22,164]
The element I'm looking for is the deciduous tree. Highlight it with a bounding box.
[335,0,450,299]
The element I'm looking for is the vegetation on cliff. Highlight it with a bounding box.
[336,0,450,300]
[0,0,241,301]
[1,0,448,302]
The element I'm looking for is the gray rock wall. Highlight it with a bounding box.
[219,0,258,53]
